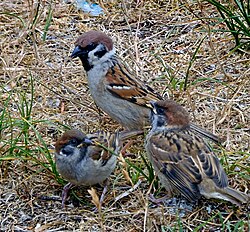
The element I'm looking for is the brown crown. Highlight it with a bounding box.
[155,100,190,127]
[55,129,86,153]
[75,30,113,51]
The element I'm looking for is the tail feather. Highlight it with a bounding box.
[119,130,144,141]
[190,123,224,145]
[111,129,144,153]
[218,187,249,206]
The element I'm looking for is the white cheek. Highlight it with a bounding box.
[88,44,105,64]
[88,45,115,66]
[151,114,159,129]
[88,50,98,64]
[151,114,167,132]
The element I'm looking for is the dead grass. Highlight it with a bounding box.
[0,0,249,231]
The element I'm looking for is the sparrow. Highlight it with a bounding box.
[55,128,142,207]
[71,30,161,130]
[71,30,223,144]
[145,99,249,206]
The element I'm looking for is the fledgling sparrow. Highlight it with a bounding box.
[55,129,142,207]
[71,30,222,144]
[145,100,249,206]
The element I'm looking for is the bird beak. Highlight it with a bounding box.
[71,45,86,58]
[149,101,156,107]
[83,138,93,145]
[77,138,93,148]
[149,101,157,114]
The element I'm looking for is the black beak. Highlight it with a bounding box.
[149,101,156,107]
[71,45,86,58]
[149,101,157,114]
[82,138,93,145]
[77,137,93,148]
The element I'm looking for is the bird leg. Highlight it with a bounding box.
[148,193,170,205]
[91,179,109,212]
[62,182,73,208]
[99,179,109,206]
[120,140,134,157]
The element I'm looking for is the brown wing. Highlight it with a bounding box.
[198,150,228,188]
[105,59,162,107]
[87,131,119,166]
[147,130,228,202]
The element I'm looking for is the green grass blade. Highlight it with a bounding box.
[0,12,26,27]
[42,3,53,41]
[184,35,207,90]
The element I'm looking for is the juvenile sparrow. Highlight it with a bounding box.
[145,100,249,206]
[71,30,222,144]
[55,128,142,207]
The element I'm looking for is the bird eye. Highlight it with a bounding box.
[86,43,97,51]
[70,138,78,146]
[156,107,165,115]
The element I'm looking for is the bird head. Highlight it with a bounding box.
[55,129,93,157]
[71,30,114,71]
[150,100,190,131]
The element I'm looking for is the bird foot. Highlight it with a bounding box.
[91,180,109,212]
[61,182,73,208]
[120,140,134,157]
[148,193,170,205]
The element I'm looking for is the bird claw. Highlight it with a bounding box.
[148,193,170,205]
[61,183,73,208]
[120,140,133,157]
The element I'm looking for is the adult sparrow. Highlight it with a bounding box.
[55,128,142,207]
[145,100,249,206]
[71,30,161,130]
[71,30,222,144]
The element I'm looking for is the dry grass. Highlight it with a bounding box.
[0,0,249,231]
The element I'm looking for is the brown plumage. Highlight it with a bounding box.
[74,30,113,51]
[71,30,223,144]
[146,100,249,206]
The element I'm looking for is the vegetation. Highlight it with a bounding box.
[0,0,249,231]
[205,0,250,51]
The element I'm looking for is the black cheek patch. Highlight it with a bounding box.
[156,115,166,127]
[94,47,107,58]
